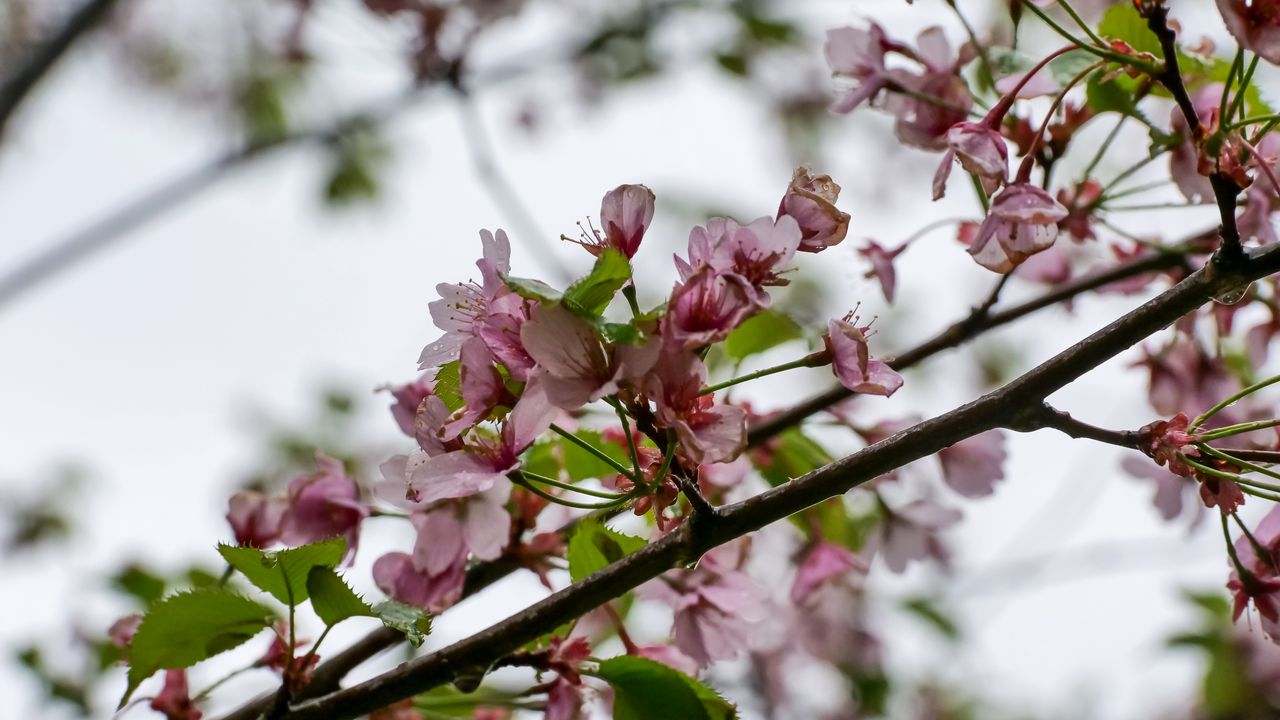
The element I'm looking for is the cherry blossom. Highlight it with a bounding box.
[150,670,201,720]
[777,166,850,252]
[521,303,660,410]
[662,267,757,350]
[822,314,904,397]
[642,551,769,667]
[824,24,895,113]
[791,541,868,604]
[937,430,1007,498]
[644,351,746,465]
[868,496,962,573]
[966,182,1069,273]
[226,489,286,548]
[595,184,655,259]
[418,228,513,370]
[1218,0,1280,65]
[278,454,367,553]
[933,121,1009,200]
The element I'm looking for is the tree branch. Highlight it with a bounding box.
[0,0,122,137]
[273,234,1280,720]
[746,242,1196,444]
[1008,402,1142,449]
[217,236,1197,720]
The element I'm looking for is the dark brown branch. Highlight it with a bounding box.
[0,0,122,137]
[1145,5,1246,265]
[1009,403,1142,450]
[275,233,1280,720]
[746,243,1194,444]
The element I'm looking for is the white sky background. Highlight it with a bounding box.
[0,0,1272,718]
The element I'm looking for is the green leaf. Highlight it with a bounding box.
[567,520,648,582]
[562,430,633,482]
[306,567,375,626]
[715,53,748,77]
[563,248,632,316]
[374,600,433,648]
[755,428,832,487]
[120,588,275,706]
[1048,48,1098,86]
[900,596,960,641]
[111,565,167,607]
[723,310,802,361]
[433,361,464,413]
[217,538,346,607]
[595,656,736,720]
[1085,71,1145,121]
[501,274,563,304]
[1097,3,1161,57]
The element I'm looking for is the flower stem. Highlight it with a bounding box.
[1196,443,1280,484]
[511,473,631,510]
[518,470,631,500]
[1227,54,1260,124]
[1055,0,1106,47]
[612,401,644,479]
[550,423,637,481]
[1194,417,1280,441]
[699,354,826,396]
[1184,455,1280,494]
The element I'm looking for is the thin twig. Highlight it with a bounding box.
[0,0,122,136]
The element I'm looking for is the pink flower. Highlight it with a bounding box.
[226,490,286,548]
[385,376,435,438]
[594,184,655,259]
[824,24,893,113]
[545,677,585,720]
[937,430,1006,498]
[436,337,510,440]
[1229,505,1280,627]
[418,229,512,370]
[869,497,962,573]
[1218,0,1280,65]
[1120,456,1201,525]
[1137,412,1200,478]
[398,382,556,504]
[681,216,803,306]
[372,550,466,612]
[791,542,868,604]
[278,454,368,553]
[823,315,903,397]
[108,614,142,648]
[857,240,905,303]
[634,645,700,676]
[1200,475,1247,514]
[475,292,539,382]
[886,28,973,151]
[410,488,511,573]
[662,268,757,350]
[644,351,746,465]
[1169,85,1223,204]
[642,552,769,667]
[150,670,201,720]
[933,122,1008,200]
[1135,340,1238,420]
[966,182,1069,273]
[521,303,660,410]
[777,166,850,252]
[994,68,1060,98]
[1056,179,1103,242]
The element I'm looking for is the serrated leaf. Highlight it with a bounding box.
[217,538,346,607]
[723,310,802,361]
[501,274,563,304]
[307,567,375,626]
[563,248,631,316]
[120,588,275,706]
[596,656,736,720]
[433,360,464,413]
[1097,3,1161,57]
[374,600,432,647]
[567,520,648,582]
